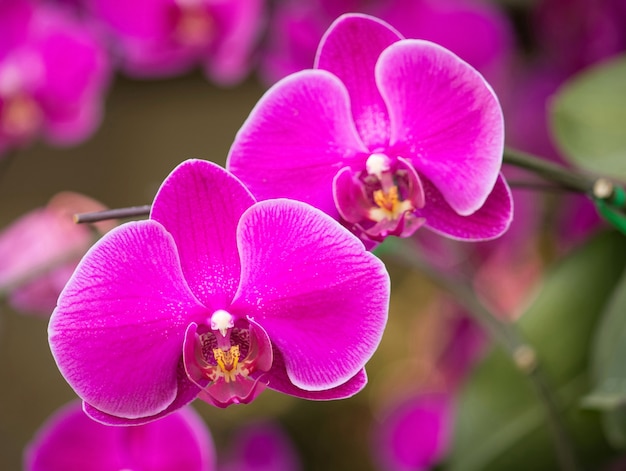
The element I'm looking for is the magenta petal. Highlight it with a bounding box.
[377,39,504,215]
[332,166,371,223]
[204,0,264,85]
[25,402,131,471]
[25,401,215,471]
[419,174,512,241]
[151,159,254,309]
[83,366,201,426]
[34,8,110,144]
[232,199,389,390]
[198,374,268,409]
[49,220,206,419]
[316,13,402,149]
[266,349,368,400]
[227,70,368,217]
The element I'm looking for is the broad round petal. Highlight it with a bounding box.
[315,13,402,149]
[25,401,215,471]
[227,70,368,218]
[418,174,512,241]
[151,159,255,309]
[265,349,368,400]
[231,199,389,390]
[83,364,201,426]
[49,220,207,419]
[377,39,504,215]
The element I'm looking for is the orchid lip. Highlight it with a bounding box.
[183,314,273,407]
[332,154,426,241]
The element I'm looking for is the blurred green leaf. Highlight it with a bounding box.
[602,405,626,449]
[449,231,626,471]
[584,269,626,411]
[584,260,626,447]
[550,55,626,179]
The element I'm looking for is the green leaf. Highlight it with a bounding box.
[584,268,626,411]
[584,255,626,447]
[449,231,626,471]
[550,55,626,179]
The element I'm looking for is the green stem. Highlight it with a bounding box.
[382,240,583,471]
[503,147,595,194]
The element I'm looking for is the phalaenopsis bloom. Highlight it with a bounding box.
[85,0,264,84]
[49,159,389,424]
[227,13,512,246]
[0,192,115,316]
[0,0,110,156]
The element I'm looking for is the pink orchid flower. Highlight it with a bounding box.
[0,192,114,316]
[24,401,215,471]
[228,13,512,247]
[86,0,264,84]
[49,159,389,424]
[0,0,110,157]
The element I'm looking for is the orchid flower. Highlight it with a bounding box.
[49,159,389,424]
[24,401,215,471]
[227,13,512,247]
[0,192,115,316]
[0,0,110,157]
[86,0,264,84]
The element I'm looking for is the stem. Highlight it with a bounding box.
[507,180,579,193]
[74,205,151,224]
[503,147,595,194]
[383,240,582,471]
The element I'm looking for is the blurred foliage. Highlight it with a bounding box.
[550,55,626,180]
[450,230,626,470]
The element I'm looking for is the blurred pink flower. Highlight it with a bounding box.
[0,192,114,316]
[532,0,626,73]
[0,0,111,157]
[373,392,453,471]
[372,305,485,471]
[86,0,265,84]
[259,0,514,98]
[24,401,215,471]
[220,420,302,471]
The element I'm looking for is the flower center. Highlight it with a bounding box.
[198,310,253,383]
[171,1,215,47]
[183,310,273,407]
[333,153,426,242]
